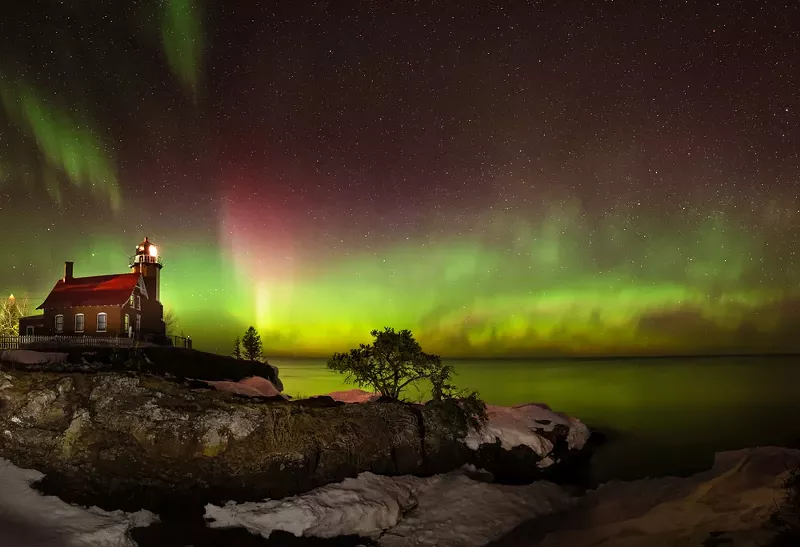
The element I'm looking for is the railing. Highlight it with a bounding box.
[167,334,192,349]
[0,335,136,350]
[0,334,193,351]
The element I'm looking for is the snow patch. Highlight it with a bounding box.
[0,458,157,547]
[0,350,68,365]
[205,472,430,539]
[203,376,285,398]
[464,403,590,461]
[327,389,380,403]
[378,473,574,547]
[205,470,574,546]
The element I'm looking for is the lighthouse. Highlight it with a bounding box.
[130,236,166,338]
[130,236,162,302]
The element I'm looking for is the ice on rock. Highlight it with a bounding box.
[0,458,157,547]
[464,403,590,459]
[205,472,431,539]
[205,469,574,546]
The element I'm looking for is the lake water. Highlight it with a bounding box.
[272,355,800,483]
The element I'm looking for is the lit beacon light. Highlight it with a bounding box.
[149,245,158,257]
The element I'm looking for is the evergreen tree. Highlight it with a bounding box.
[241,327,262,361]
[232,336,242,359]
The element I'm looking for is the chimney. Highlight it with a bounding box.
[64,261,74,282]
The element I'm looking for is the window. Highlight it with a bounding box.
[124,314,130,335]
[25,326,34,335]
[136,295,141,310]
[75,313,85,333]
[135,314,141,333]
[97,312,107,332]
[55,314,64,333]
[129,294,134,307]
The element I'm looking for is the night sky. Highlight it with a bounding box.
[1,1,798,357]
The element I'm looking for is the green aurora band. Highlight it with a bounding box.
[0,79,120,209]
[198,201,799,357]
[3,196,798,358]
[160,0,204,97]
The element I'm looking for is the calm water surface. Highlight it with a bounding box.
[272,356,800,483]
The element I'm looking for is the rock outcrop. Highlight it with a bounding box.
[493,446,800,547]
[0,364,591,515]
[0,347,283,391]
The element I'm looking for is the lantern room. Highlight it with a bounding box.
[131,237,161,266]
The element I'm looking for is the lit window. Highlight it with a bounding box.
[136,295,141,310]
[55,314,64,333]
[75,313,85,333]
[129,294,134,306]
[124,314,130,334]
[97,313,107,332]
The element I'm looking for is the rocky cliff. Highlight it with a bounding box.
[0,358,592,516]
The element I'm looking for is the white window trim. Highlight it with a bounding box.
[136,295,141,310]
[25,326,34,335]
[97,312,107,333]
[55,314,64,333]
[75,313,85,333]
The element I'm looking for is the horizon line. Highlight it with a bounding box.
[258,351,800,361]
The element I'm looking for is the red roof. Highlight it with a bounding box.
[37,273,142,309]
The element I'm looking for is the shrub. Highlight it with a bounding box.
[327,327,487,430]
[327,327,452,401]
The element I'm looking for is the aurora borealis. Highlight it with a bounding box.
[0,2,798,357]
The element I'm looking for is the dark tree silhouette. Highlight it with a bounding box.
[232,336,242,359]
[163,308,178,336]
[327,327,455,401]
[241,327,262,361]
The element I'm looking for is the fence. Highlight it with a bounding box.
[165,334,192,349]
[0,335,136,350]
[0,334,193,351]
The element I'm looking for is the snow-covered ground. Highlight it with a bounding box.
[202,376,285,398]
[0,349,68,365]
[327,389,380,403]
[0,458,157,547]
[464,403,591,466]
[377,472,574,547]
[205,469,575,545]
[206,472,430,539]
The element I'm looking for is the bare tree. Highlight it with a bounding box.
[163,307,178,336]
[0,295,28,336]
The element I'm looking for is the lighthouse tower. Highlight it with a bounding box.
[130,237,162,302]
